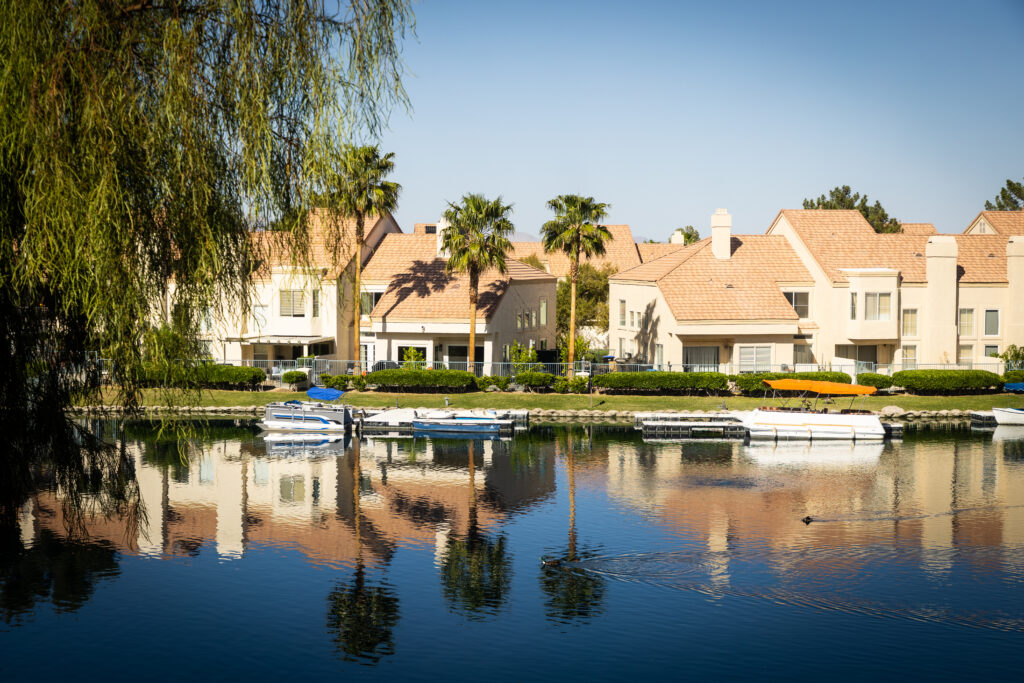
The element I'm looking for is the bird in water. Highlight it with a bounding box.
[801,516,814,525]
[540,557,563,567]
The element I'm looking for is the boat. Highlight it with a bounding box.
[412,414,514,435]
[993,407,1024,426]
[741,379,886,441]
[257,400,352,432]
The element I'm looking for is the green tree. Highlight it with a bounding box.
[0,1,413,525]
[441,194,515,367]
[673,225,700,245]
[518,253,546,271]
[985,178,1024,211]
[329,145,401,369]
[802,186,902,233]
[541,195,611,376]
[555,263,615,341]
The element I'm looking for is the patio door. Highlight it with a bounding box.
[684,346,719,372]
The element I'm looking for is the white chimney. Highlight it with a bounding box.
[436,217,450,258]
[711,208,732,260]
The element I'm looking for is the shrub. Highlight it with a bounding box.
[890,369,1003,395]
[515,371,555,390]
[1004,370,1024,384]
[142,363,266,390]
[553,377,570,394]
[282,370,306,384]
[351,375,367,391]
[593,371,728,395]
[733,371,852,395]
[365,368,476,392]
[856,373,893,390]
[568,376,589,394]
[476,375,510,391]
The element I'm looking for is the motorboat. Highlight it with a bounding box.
[257,400,351,432]
[992,407,1024,426]
[742,379,886,441]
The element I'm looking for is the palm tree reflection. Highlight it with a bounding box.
[439,439,512,619]
[326,437,399,663]
[540,426,606,624]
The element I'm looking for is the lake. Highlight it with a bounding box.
[3,422,1024,681]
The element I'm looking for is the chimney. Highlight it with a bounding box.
[436,217,450,258]
[711,208,732,260]
[922,235,958,365]
[1007,236,1024,345]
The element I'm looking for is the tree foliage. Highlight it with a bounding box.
[985,178,1024,211]
[0,1,413,524]
[555,263,615,339]
[802,185,901,233]
[673,225,700,245]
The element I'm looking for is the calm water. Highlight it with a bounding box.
[3,422,1024,680]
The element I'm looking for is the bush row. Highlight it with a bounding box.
[554,376,589,394]
[890,369,1003,395]
[593,371,728,395]
[856,373,893,390]
[364,368,477,392]
[1004,370,1024,384]
[732,371,852,395]
[141,363,266,390]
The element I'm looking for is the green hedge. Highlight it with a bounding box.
[142,363,266,390]
[476,375,510,391]
[1004,370,1024,384]
[734,371,852,395]
[365,368,476,392]
[553,376,589,394]
[593,371,728,395]
[515,371,555,390]
[890,369,1003,395]
[318,373,353,390]
[856,373,893,390]
[281,370,306,384]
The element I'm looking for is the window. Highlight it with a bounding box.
[619,300,626,327]
[985,345,999,358]
[902,345,917,369]
[836,344,856,360]
[539,339,547,351]
[516,313,522,330]
[985,309,1000,336]
[619,338,625,356]
[865,293,891,321]
[783,291,809,318]
[280,290,305,317]
[532,310,537,328]
[655,344,664,366]
[850,293,857,320]
[794,344,814,365]
[958,344,973,365]
[902,309,917,337]
[424,224,437,234]
[360,291,383,314]
[684,346,719,371]
[959,308,974,336]
[630,311,635,328]
[502,345,510,362]
[540,299,548,326]
[312,290,320,317]
[738,345,771,372]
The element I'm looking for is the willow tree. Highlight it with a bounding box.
[329,145,401,369]
[541,195,611,376]
[0,1,413,525]
[441,194,515,369]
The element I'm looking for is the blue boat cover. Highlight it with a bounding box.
[1005,383,1024,393]
[307,387,345,401]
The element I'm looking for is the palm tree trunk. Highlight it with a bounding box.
[567,433,576,561]
[353,220,363,373]
[468,270,479,372]
[567,258,578,379]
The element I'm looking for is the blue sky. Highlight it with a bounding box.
[378,0,1024,240]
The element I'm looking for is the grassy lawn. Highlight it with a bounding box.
[90,388,1024,412]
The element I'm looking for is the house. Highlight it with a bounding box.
[608,208,1024,372]
[202,209,401,362]
[363,221,557,371]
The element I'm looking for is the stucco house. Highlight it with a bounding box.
[363,222,557,371]
[608,208,1024,373]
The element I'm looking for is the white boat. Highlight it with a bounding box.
[992,407,1024,426]
[741,379,886,441]
[257,400,351,432]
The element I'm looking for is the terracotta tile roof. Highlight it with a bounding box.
[637,242,688,262]
[251,209,386,279]
[510,224,641,276]
[779,209,1008,284]
[612,236,813,321]
[970,211,1024,235]
[365,234,554,321]
[899,222,937,235]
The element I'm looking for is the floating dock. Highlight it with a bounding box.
[970,411,997,429]
[641,420,748,440]
[357,408,527,436]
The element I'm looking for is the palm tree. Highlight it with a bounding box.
[332,145,401,370]
[541,195,611,376]
[441,194,514,369]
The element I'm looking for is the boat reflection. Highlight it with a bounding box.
[744,440,885,468]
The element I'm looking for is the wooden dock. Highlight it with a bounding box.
[641,420,748,440]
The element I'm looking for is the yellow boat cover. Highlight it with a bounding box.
[764,379,877,395]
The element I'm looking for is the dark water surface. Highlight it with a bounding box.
[3,422,1024,680]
